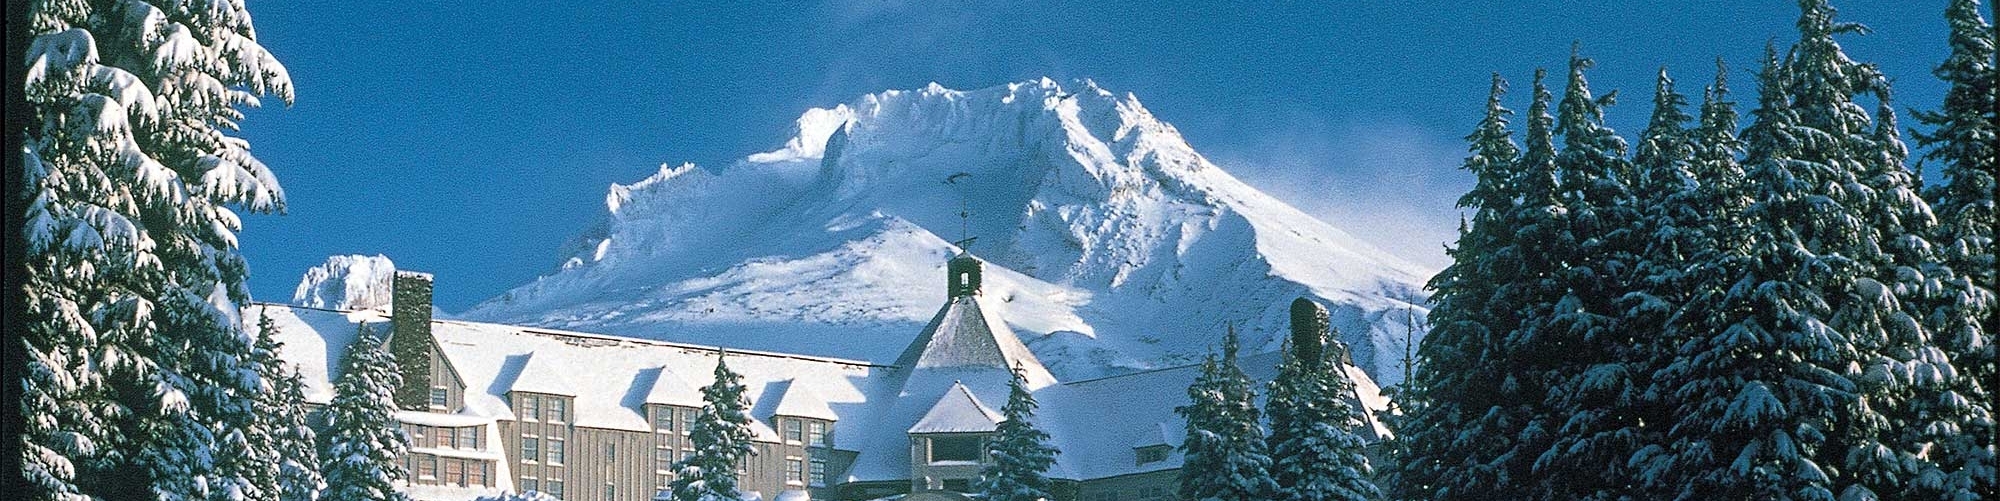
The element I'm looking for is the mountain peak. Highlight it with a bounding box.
[467,80,1431,384]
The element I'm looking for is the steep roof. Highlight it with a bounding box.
[893,294,1056,388]
[907,382,1002,434]
[253,303,882,441]
[770,379,839,421]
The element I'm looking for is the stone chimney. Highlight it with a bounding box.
[390,270,435,410]
[946,253,982,299]
[1290,297,1329,370]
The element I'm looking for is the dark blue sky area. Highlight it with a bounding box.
[237,1,1954,312]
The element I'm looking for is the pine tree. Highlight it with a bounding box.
[978,365,1060,501]
[671,353,757,501]
[1176,328,1277,501]
[21,0,292,499]
[254,312,326,501]
[1627,60,1750,496]
[1269,306,1379,501]
[1526,48,1650,500]
[1389,72,1521,501]
[1911,2,1998,497]
[320,325,413,501]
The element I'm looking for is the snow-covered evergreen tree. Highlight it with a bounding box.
[319,325,412,501]
[21,0,292,499]
[670,352,757,501]
[1268,315,1379,501]
[254,312,325,501]
[1527,48,1649,500]
[978,365,1060,501]
[1388,72,1522,501]
[1176,328,1278,501]
[1911,2,1998,497]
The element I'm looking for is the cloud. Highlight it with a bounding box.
[1209,116,1471,271]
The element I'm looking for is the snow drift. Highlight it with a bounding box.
[465,79,1433,384]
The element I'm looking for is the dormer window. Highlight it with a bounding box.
[1135,444,1171,465]
[928,435,984,463]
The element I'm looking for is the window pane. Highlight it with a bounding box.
[930,436,981,462]
[549,399,567,422]
[430,387,448,408]
[522,396,539,420]
[547,479,564,498]
[654,407,673,431]
[810,457,827,485]
[522,437,539,462]
[786,459,803,482]
[521,478,538,493]
[459,427,477,449]
[549,438,565,464]
[444,459,464,486]
[808,422,827,446]
[785,420,804,442]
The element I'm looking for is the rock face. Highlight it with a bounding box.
[464,79,1433,384]
[292,254,397,312]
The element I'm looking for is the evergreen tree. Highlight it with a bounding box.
[1528,48,1649,500]
[1628,60,1751,495]
[1389,72,1521,500]
[320,325,412,501]
[254,312,325,501]
[21,0,292,499]
[1176,328,1277,501]
[978,365,1060,501]
[671,353,757,501]
[1911,2,1998,497]
[1269,308,1379,501]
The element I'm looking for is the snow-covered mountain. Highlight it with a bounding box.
[292,254,397,311]
[465,79,1434,384]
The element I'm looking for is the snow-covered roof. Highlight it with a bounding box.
[252,303,881,441]
[643,366,705,408]
[892,294,1056,389]
[907,382,1002,434]
[769,379,839,421]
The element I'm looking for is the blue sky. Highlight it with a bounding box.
[238,1,1952,312]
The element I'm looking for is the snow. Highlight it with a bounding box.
[292,254,397,311]
[907,382,1003,434]
[464,78,1431,387]
[769,380,838,421]
[894,293,1057,389]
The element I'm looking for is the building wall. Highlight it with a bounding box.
[429,347,465,412]
[1075,469,1179,501]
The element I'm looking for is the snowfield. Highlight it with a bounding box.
[439,78,1432,384]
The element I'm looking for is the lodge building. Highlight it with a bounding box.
[258,253,1388,501]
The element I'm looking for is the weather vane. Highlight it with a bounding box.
[944,172,976,251]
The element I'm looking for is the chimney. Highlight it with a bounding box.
[946,253,982,299]
[1290,297,1329,370]
[390,270,435,410]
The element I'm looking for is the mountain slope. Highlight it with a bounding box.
[465,79,1433,384]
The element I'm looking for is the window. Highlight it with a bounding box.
[809,457,827,486]
[657,473,670,489]
[785,458,804,483]
[468,462,487,486]
[408,425,429,448]
[520,478,538,493]
[942,478,971,492]
[681,406,695,433]
[547,398,568,422]
[655,448,674,473]
[785,419,804,443]
[1136,445,1170,464]
[444,459,465,486]
[521,395,540,421]
[681,448,693,462]
[929,436,982,463]
[548,437,566,465]
[430,387,449,409]
[458,426,478,449]
[439,427,457,449]
[416,455,437,479]
[807,421,827,446]
[653,407,674,432]
[546,479,564,499]
[522,437,540,462]
[604,484,615,499]
[604,443,617,461]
